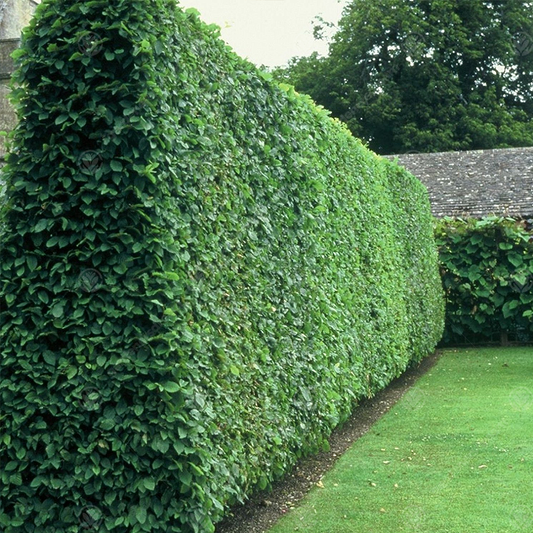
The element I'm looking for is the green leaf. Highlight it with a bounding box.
[100,418,116,431]
[38,291,49,304]
[51,304,64,318]
[179,470,192,487]
[43,352,57,365]
[110,160,123,172]
[143,478,156,491]
[508,252,524,268]
[161,382,180,393]
[34,219,48,232]
[55,114,69,125]
[136,506,147,525]
[10,472,22,486]
[157,439,170,453]
[5,293,15,305]
[27,255,37,271]
[5,461,18,471]
[15,448,26,460]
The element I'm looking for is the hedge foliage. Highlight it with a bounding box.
[0,1,444,531]
[435,217,533,345]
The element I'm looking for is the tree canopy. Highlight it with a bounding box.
[274,0,533,154]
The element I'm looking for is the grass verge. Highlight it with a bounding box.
[268,347,533,533]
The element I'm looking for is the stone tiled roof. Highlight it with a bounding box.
[386,147,533,219]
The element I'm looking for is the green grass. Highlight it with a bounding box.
[268,347,533,533]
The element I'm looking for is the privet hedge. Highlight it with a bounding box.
[435,217,533,345]
[0,1,444,531]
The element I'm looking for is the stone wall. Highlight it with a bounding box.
[0,38,19,159]
[0,0,40,162]
[0,0,40,39]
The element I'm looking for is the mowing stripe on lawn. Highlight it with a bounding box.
[268,347,533,533]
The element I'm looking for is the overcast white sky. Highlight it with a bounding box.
[177,0,349,68]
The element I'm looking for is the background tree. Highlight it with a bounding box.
[273,0,533,154]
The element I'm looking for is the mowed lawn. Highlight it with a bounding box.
[268,347,533,533]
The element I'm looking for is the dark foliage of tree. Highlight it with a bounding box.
[273,0,533,154]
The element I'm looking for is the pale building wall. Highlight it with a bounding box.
[0,0,40,159]
[0,0,40,39]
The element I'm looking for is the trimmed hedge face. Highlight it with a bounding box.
[435,217,533,345]
[0,1,444,531]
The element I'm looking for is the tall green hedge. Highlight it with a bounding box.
[0,1,444,531]
[435,217,533,345]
